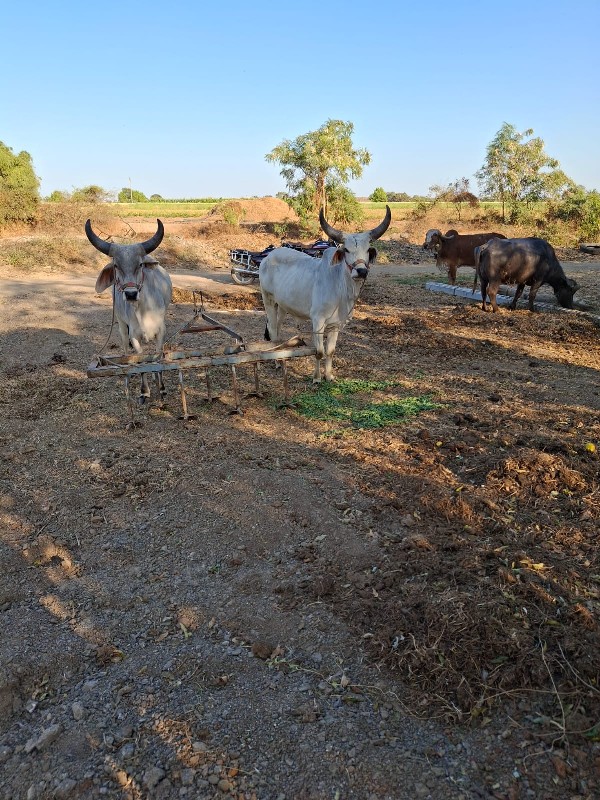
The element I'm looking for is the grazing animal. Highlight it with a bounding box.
[259,206,392,382]
[86,219,172,401]
[422,229,506,284]
[474,236,578,312]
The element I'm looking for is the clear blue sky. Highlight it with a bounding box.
[2,0,599,199]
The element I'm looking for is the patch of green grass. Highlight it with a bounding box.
[289,379,438,429]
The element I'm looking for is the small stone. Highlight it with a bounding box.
[192,741,208,753]
[180,769,195,786]
[208,774,220,785]
[251,641,273,660]
[217,779,231,792]
[55,778,77,798]
[552,755,568,778]
[143,767,165,789]
[71,702,85,721]
[24,724,62,753]
[117,743,135,760]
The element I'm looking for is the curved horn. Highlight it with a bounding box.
[368,205,392,240]
[140,219,164,254]
[319,209,345,243]
[85,219,112,255]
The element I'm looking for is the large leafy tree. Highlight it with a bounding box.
[0,141,40,225]
[265,119,371,223]
[476,123,574,222]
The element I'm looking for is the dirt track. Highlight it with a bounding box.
[0,259,599,800]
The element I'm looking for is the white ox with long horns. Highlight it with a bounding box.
[86,218,172,402]
[259,206,391,382]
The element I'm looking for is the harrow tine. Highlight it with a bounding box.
[178,369,197,421]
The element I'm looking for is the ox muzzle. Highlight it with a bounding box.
[117,273,145,302]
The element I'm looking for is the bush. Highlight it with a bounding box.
[71,185,110,203]
[0,141,40,226]
[552,189,600,241]
[118,187,148,203]
[325,185,364,228]
[369,187,387,203]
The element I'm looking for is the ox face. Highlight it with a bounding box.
[332,234,377,279]
[555,278,578,308]
[422,229,442,251]
[96,248,160,303]
[320,205,391,281]
[86,219,165,302]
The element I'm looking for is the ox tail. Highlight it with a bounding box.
[264,323,271,341]
[472,245,484,294]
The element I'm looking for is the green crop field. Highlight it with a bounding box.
[111,201,219,218]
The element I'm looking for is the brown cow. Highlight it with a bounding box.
[423,229,506,284]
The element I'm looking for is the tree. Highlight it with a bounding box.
[369,187,387,203]
[476,122,574,222]
[71,185,110,203]
[47,190,70,202]
[118,187,148,203]
[0,140,40,225]
[429,177,479,221]
[265,119,371,222]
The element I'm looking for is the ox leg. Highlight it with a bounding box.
[264,299,280,343]
[155,323,167,398]
[527,280,544,312]
[129,335,150,402]
[448,265,457,285]
[312,322,326,384]
[323,329,339,382]
[480,278,490,312]
[510,284,526,311]
[488,283,501,313]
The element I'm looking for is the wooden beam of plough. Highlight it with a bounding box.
[87,344,316,379]
[87,338,317,420]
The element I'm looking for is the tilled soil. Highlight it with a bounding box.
[0,260,599,800]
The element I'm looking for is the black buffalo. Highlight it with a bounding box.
[474,237,578,312]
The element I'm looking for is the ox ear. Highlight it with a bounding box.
[142,254,160,267]
[332,248,345,264]
[368,247,377,264]
[95,262,115,293]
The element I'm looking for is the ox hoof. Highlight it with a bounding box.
[138,395,150,405]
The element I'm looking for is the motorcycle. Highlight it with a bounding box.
[229,239,334,285]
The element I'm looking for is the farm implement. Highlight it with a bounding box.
[87,292,316,425]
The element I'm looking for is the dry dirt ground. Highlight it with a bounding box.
[0,231,599,800]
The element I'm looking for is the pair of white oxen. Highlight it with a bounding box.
[86,206,392,401]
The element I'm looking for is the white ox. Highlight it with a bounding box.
[86,219,172,402]
[259,206,391,382]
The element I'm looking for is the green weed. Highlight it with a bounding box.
[289,379,438,430]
